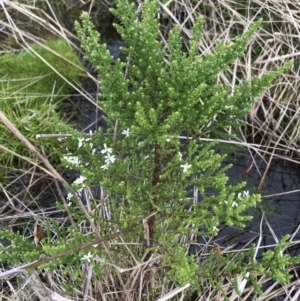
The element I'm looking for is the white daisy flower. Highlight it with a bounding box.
[238,190,249,199]
[63,155,81,166]
[213,226,219,233]
[232,201,238,207]
[105,154,116,164]
[122,128,130,137]
[243,190,249,197]
[101,164,108,171]
[81,251,93,263]
[101,144,113,154]
[78,137,85,148]
[180,163,191,173]
[73,175,86,185]
[66,193,73,201]
[178,152,183,161]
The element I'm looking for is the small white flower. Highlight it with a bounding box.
[238,190,249,199]
[68,202,72,207]
[101,144,113,154]
[105,154,116,164]
[224,200,228,204]
[81,251,93,263]
[57,132,63,142]
[78,137,85,148]
[63,155,81,166]
[232,201,238,207]
[89,142,93,148]
[178,152,182,161]
[73,175,86,185]
[166,138,170,142]
[122,128,130,137]
[213,226,219,233]
[92,148,96,155]
[66,193,73,200]
[243,190,249,197]
[180,163,191,173]
[93,244,98,248]
[101,164,108,171]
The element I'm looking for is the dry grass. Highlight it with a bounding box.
[1,0,300,300]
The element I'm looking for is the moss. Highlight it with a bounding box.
[0,39,82,101]
[0,39,83,177]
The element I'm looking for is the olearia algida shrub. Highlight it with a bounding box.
[1,0,299,298]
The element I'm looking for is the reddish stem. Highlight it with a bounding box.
[146,143,161,248]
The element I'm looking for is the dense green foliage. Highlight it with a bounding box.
[0,39,82,168]
[0,0,297,299]
[0,39,82,98]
